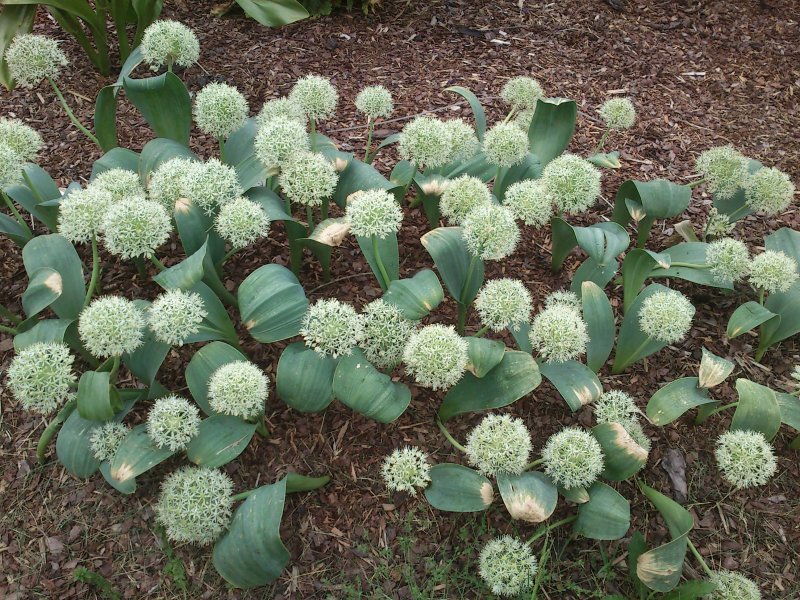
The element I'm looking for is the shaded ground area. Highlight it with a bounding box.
[1,0,799,598]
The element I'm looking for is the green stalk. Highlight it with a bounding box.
[108,355,121,384]
[457,255,479,335]
[611,336,653,374]
[109,0,130,61]
[694,401,738,424]
[37,397,77,464]
[306,206,314,232]
[436,417,467,453]
[686,539,715,578]
[218,136,226,162]
[0,302,22,325]
[758,287,765,305]
[21,170,44,204]
[48,10,106,75]
[284,195,292,216]
[687,177,707,190]
[371,234,391,291]
[48,78,101,147]
[255,418,269,437]
[2,191,33,236]
[132,257,147,278]
[83,235,101,308]
[0,323,18,335]
[364,118,375,163]
[523,457,545,471]
[526,516,577,546]
[321,198,330,222]
[218,246,239,266]
[726,204,749,222]
[473,325,490,338]
[592,127,611,154]
[150,256,167,272]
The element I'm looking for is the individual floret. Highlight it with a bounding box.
[439,175,492,226]
[5,34,68,88]
[638,290,695,344]
[478,536,538,597]
[541,153,602,215]
[599,97,636,130]
[474,279,532,332]
[715,430,777,489]
[300,299,365,358]
[215,197,270,249]
[542,427,604,489]
[465,414,532,477]
[78,296,145,358]
[101,198,172,259]
[748,250,798,294]
[89,422,130,461]
[148,289,207,346]
[503,179,553,227]
[398,116,452,169]
[360,299,416,370]
[744,166,795,216]
[7,342,75,414]
[58,187,113,244]
[208,361,269,420]
[193,82,249,139]
[500,76,544,112]
[279,151,338,206]
[355,85,394,119]
[705,238,750,283]
[0,117,42,161]
[403,324,469,390]
[695,146,749,199]
[345,189,403,238]
[381,446,431,495]
[483,123,529,168]
[140,20,200,70]
[462,204,520,260]
[146,395,201,451]
[529,305,589,363]
[289,75,338,122]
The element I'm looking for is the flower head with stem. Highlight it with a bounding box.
[208,361,269,420]
[193,82,249,140]
[301,299,365,358]
[140,20,199,71]
[0,146,23,188]
[0,117,42,161]
[399,116,452,169]
[593,390,641,428]
[360,299,416,370]
[475,278,532,332]
[599,97,636,130]
[705,238,751,283]
[5,34,68,88]
[542,427,605,489]
[704,207,735,239]
[744,166,795,216]
[79,296,145,358]
[215,197,270,250]
[345,189,402,238]
[478,536,538,597]
[638,289,695,344]
[381,446,431,495]
[748,250,798,295]
[7,342,76,414]
[541,153,602,215]
[58,187,113,244]
[695,146,749,199]
[147,395,201,451]
[462,204,520,261]
[254,116,310,172]
[439,175,492,226]
[403,324,469,390]
[148,289,207,346]
[182,159,243,216]
[91,168,145,201]
[715,430,777,489]
[483,123,529,168]
[101,198,172,260]
[465,414,532,477]
[355,85,393,120]
[500,76,544,113]
[90,422,130,461]
[279,151,338,207]
[529,305,589,363]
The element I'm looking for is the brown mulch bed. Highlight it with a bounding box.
[1,0,799,598]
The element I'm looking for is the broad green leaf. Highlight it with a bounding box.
[445,86,486,140]
[123,72,191,144]
[138,137,196,183]
[765,227,800,264]
[698,348,734,389]
[620,248,671,314]
[581,282,615,372]
[174,196,221,257]
[123,300,170,388]
[731,378,781,441]
[332,349,411,423]
[179,282,239,346]
[298,217,350,279]
[552,219,629,270]
[238,264,308,343]
[357,232,399,291]
[466,337,505,378]
[13,318,74,351]
[94,85,118,151]
[424,464,494,512]
[413,170,447,228]
[493,153,542,201]
[91,147,140,177]
[22,234,85,319]
[528,98,577,166]
[587,151,621,169]
[99,461,137,495]
[759,280,800,356]
[538,360,602,412]
[186,342,248,415]
[592,422,648,481]
[0,211,32,246]
[223,117,267,190]
[560,485,590,504]
[284,472,331,493]
[510,322,532,354]
[497,471,557,523]
[726,301,777,339]
[645,377,713,426]
[76,371,116,421]
[6,164,61,230]
[234,0,309,27]
[110,423,177,484]
[662,581,718,600]
[21,267,62,318]
[650,243,733,291]
[612,283,674,374]
[381,269,444,320]
[247,185,293,221]
[333,155,397,208]
[276,342,337,413]
[186,415,257,468]
[627,531,648,594]
[153,239,224,301]
[574,482,630,540]
[570,257,620,295]
[777,393,800,434]
[612,180,691,247]
[421,226,484,306]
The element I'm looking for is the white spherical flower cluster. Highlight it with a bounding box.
[708,571,762,600]
[544,290,582,312]
[443,118,479,162]
[381,446,431,495]
[156,466,233,546]
[483,123,529,168]
[58,187,113,244]
[92,168,145,201]
[148,289,207,346]
[301,299,365,358]
[638,290,695,344]
[529,305,589,363]
[542,427,605,489]
[0,145,23,188]
[715,430,777,489]
[503,179,553,227]
[147,156,196,213]
[182,159,243,215]
[599,97,636,130]
[279,151,338,206]
[462,204,520,261]
[215,196,270,249]
[705,238,750,283]
[500,76,544,111]
[289,75,338,121]
[140,20,200,70]
[744,167,795,216]
[475,279,532,332]
[256,97,306,128]
[749,250,798,294]
[0,117,43,161]
[479,536,538,597]
[355,85,394,119]
[101,198,172,259]
[439,175,492,226]
[208,361,269,420]
[695,146,749,199]
[513,108,536,134]
[541,153,602,215]
[346,189,402,238]
[147,395,201,451]
[254,117,309,171]
[89,422,130,462]
[403,324,469,391]
[704,207,735,239]
[399,116,452,169]
[466,414,532,477]
[360,299,416,370]
[79,296,145,358]
[193,82,249,139]
[5,34,68,88]
[7,342,75,414]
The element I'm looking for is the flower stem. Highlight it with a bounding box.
[48,77,101,147]
[758,287,765,305]
[310,119,318,152]
[0,323,18,335]
[321,197,330,222]
[593,128,611,154]
[686,538,715,578]
[0,301,22,325]
[457,255,479,335]
[436,417,467,453]
[695,401,738,424]
[371,234,391,291]
[150,256,167,272]
[524,458,545,471]
[473,325,490,338]
[255,418,269,437]
[83,235,101,308]
[526,516,577,546]
[687,177,707,189]
[611,336,653,375]
[37,397,77,464]
[306,205,314,232]
[218,136,226,162]
[364,118,375,163]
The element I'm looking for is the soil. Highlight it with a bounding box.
[1,0,799,598]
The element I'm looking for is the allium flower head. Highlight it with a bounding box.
[542,427,604,489]
[58,187,113,244]
[529,305,589,363]
[215,196,270,249]
[479,536,538,597]
[462,204,520,260]
[279,151,338,206]
[708,571,761,600]
[626,421,652,453]
[705,238,750,283]
[208,361,269,420]
[399,116,452,169]
[360,299,416,370]
[541,153,602,215]
[289,75,338,122]
[403,324,469,390]
[254,116,310,171]
[101,198,172,259]
[439,175,492,226]
[5,34,68,88]
[475,278,532,332]
[193,82,249,139]
[156,466,233,545]
[89,422,130,461]
[483,123,529,168]
[0,146,23,188]
[7,342,75,414]
[92,168,145,201]
[638,290,695,344]
[748,250,798,294]
[140,20,200,70]
[355,85,394,119]
[79,296,145,358]
[716,430,776,489]
[256,97,306,128]
[744,166,795,216]
[695,146,749,199]
[381,446,431,495]
[545,290,582,312]
[0,117,42,161]
[599,97,636,130]
[443,118,479,162]
[503,179,553,227]
[594,390,640,427]
[704,207,735,238]
[500,76,544,111]
[148,289,207,346]
[147,395,201,451]
[147,156,196,213]
[182,159,243,215]
[345,189,402,238]
[466,414,532,477]
[301,299,365,358]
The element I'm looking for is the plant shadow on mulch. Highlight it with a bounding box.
[1,0,799,598]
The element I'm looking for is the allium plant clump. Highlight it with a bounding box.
[279,152,338,206]
[58,187,113,244]
[599,98,636,130]
[0,117,43,160]
[289,75,339,122]
[215,197,271,248]
[705,238,751,283]
[744,167,794,216]
[355,85,394,119]
[483,123,529,168]
[182,159,243,215]
[399,116,452,169]
[254,117,310,171]
[500,76,544,111]
[256,97,306,127]
[92,168,146,201]
[148,157,195,212]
